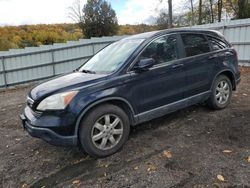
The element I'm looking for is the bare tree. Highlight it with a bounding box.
[218,0,223,22]
[190,0,194,25]
[156,12,169,29]
[209,0,214,23]
[182,0,195,25]
[198,0,202,24]
[68,0,84,33]
[168,0,173,28]
[68,0,84,22]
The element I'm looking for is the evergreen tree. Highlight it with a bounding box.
[82,0,118,38]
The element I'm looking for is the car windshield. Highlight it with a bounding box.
[79,38,144,74]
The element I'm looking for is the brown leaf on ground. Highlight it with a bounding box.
[247,156,250,163]
[147,164,157,172]
[21,184,28,188]
[223,150,232,153]
[72,180,81,185]
[134,166,139,170]
[163,150,172,158]
[217,174,225,182]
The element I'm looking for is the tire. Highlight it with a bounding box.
[207,75,232,110]
[79,104,130,158]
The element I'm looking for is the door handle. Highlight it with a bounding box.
[172,64,184,69]
[208,55,216,60]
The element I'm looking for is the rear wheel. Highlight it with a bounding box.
[79,104,130,158]
[207,75,232,109]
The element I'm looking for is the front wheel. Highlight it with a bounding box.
[79,104,130,158]
[207,75,232,110]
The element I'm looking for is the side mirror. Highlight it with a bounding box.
[134,58,155,72]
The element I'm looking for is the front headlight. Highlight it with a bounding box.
[37,91,78,111]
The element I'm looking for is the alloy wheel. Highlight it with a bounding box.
[91,114,123,150]
[215,80,230,105]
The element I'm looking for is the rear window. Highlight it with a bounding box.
[208,36,229,51]
[181,34,210,57]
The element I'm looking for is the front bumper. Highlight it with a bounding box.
[20,113,77,146]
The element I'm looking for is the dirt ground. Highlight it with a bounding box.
[0,69,250,188]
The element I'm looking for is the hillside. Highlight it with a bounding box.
[0,24,159,51]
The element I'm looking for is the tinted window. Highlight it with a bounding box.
[181,34,210,57]
[208,36,228,51]
[139,35,178,65]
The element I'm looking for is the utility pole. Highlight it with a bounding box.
[168,0,173,28]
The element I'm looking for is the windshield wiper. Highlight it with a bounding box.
[81,69,96,74]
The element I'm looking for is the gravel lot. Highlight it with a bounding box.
[0,68,250,188]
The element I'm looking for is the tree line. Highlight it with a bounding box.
[161,0,250,28]
[0,0,250,51]
[70,0,250,34]
[0,24,83,51]
[0,24,158,51]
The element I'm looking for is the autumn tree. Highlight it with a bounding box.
[118,24,157,35]
[238,0,250,18]
[0,24,83,51]
[81,0,118,38]
[226,0,250,19]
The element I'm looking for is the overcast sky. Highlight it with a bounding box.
[0,0,182,26]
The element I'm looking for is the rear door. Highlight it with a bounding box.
[179,33,215,98]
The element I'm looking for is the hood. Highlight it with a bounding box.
[30,72,107,100]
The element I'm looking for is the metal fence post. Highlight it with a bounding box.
[1,56,7,88]
[222,21,226,35]
[92,43,95,55]
[51,49,56,76]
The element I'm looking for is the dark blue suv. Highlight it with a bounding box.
[20,29,241,158]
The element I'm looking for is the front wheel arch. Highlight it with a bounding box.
[78,103,130,157]
[74,97,135,137]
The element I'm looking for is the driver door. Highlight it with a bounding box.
[128,34,187,121]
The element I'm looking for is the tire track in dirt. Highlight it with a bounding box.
[30,149,166,187]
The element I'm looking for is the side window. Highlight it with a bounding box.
[208,36,228,51]
[139,35,178,65]
[181,34,210,57]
